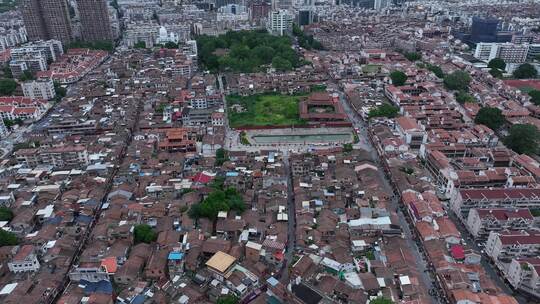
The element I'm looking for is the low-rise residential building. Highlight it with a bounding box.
[8,245,40,273]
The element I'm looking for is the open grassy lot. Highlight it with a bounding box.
[227,94,307,128]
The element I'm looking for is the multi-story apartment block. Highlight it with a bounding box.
[466,208,535,239]
[76,0,114,42]
[451,188,540,219]
[21,0,73,45]
[21,78,56,100]
[506,257,540,299]
[485,230,540,263]
[15,145,90,168]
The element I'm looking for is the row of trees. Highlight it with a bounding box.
[368,104,399,119]
[475,107,540,155]
[292,24,323,50]
[487,58,538,79]
[389,70,407,86]
[197,30,301,73]
[0,207,17,247]
[68,40,114,52]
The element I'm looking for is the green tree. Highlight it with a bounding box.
[342,143,353,152]
[189,188,245,222]
[272,56,292,71]
[0,229,18,247]
[444,70,471,91]
[368,104,399,118]
[54,82,67,97]
[3,119,14,128]
[488,58,506,70]
[426,64,444,78]
[404,52,421,61]
[134,41,146,49]
[0,207,13,221]
[164,41,178,49]
[389,70,407,86]
[215,148,228,166]
[19,70,35,81]
[0,78,17,95]
[489,68,503,78]
[513,63,538,79]
[504,124,540,155]
[455,91,476,104]
[2,65,12,78]
[217,295,239,304]
[475,107,505,131]
[528,90,540,105]
[133,224,157,244]
[370,297,394,304]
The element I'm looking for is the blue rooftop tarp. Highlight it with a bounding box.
[226,171,239,177]
[168,252,184,260]
[81,280,113,295]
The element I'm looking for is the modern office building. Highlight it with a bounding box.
[474,42,529,64]
[21,0,73,45]
[76,0,114,42]
[471,16,499,43]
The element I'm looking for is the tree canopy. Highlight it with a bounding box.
[370,297,394,304]
[475,107,505,131]
[489,68,503,78]
[528,90,540,105]
[488,58,506,70]
[19,70,35,81]
[189,187,246,221]
[216,295,239,304]
[293,24,323,50]
[455,91,476,104]
[513,63,538,79]
[368,104,399,119]
[0,229,18,247]
[444,70,471,91]
[503,124,540,155]
[403,52,421,61]
[134,41,146,49]
[197,30,300,73]
[426,64,444,78]
[133,224,157,244]
[0,78,17,95]
[215,148,228,166]
[389,70,407,86]
[0,207,13,221]
[68,40,114,52]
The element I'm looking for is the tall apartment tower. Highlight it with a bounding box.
[76,0,113,42]
[21,0,73,46]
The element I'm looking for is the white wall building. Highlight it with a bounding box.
[21,78,56,100]
[8,245,41,273]
[474,42,529,64]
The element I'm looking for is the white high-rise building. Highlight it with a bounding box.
[267,10,293,36]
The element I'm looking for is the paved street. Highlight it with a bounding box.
[337,91,441,304]
[447,212,528,304]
